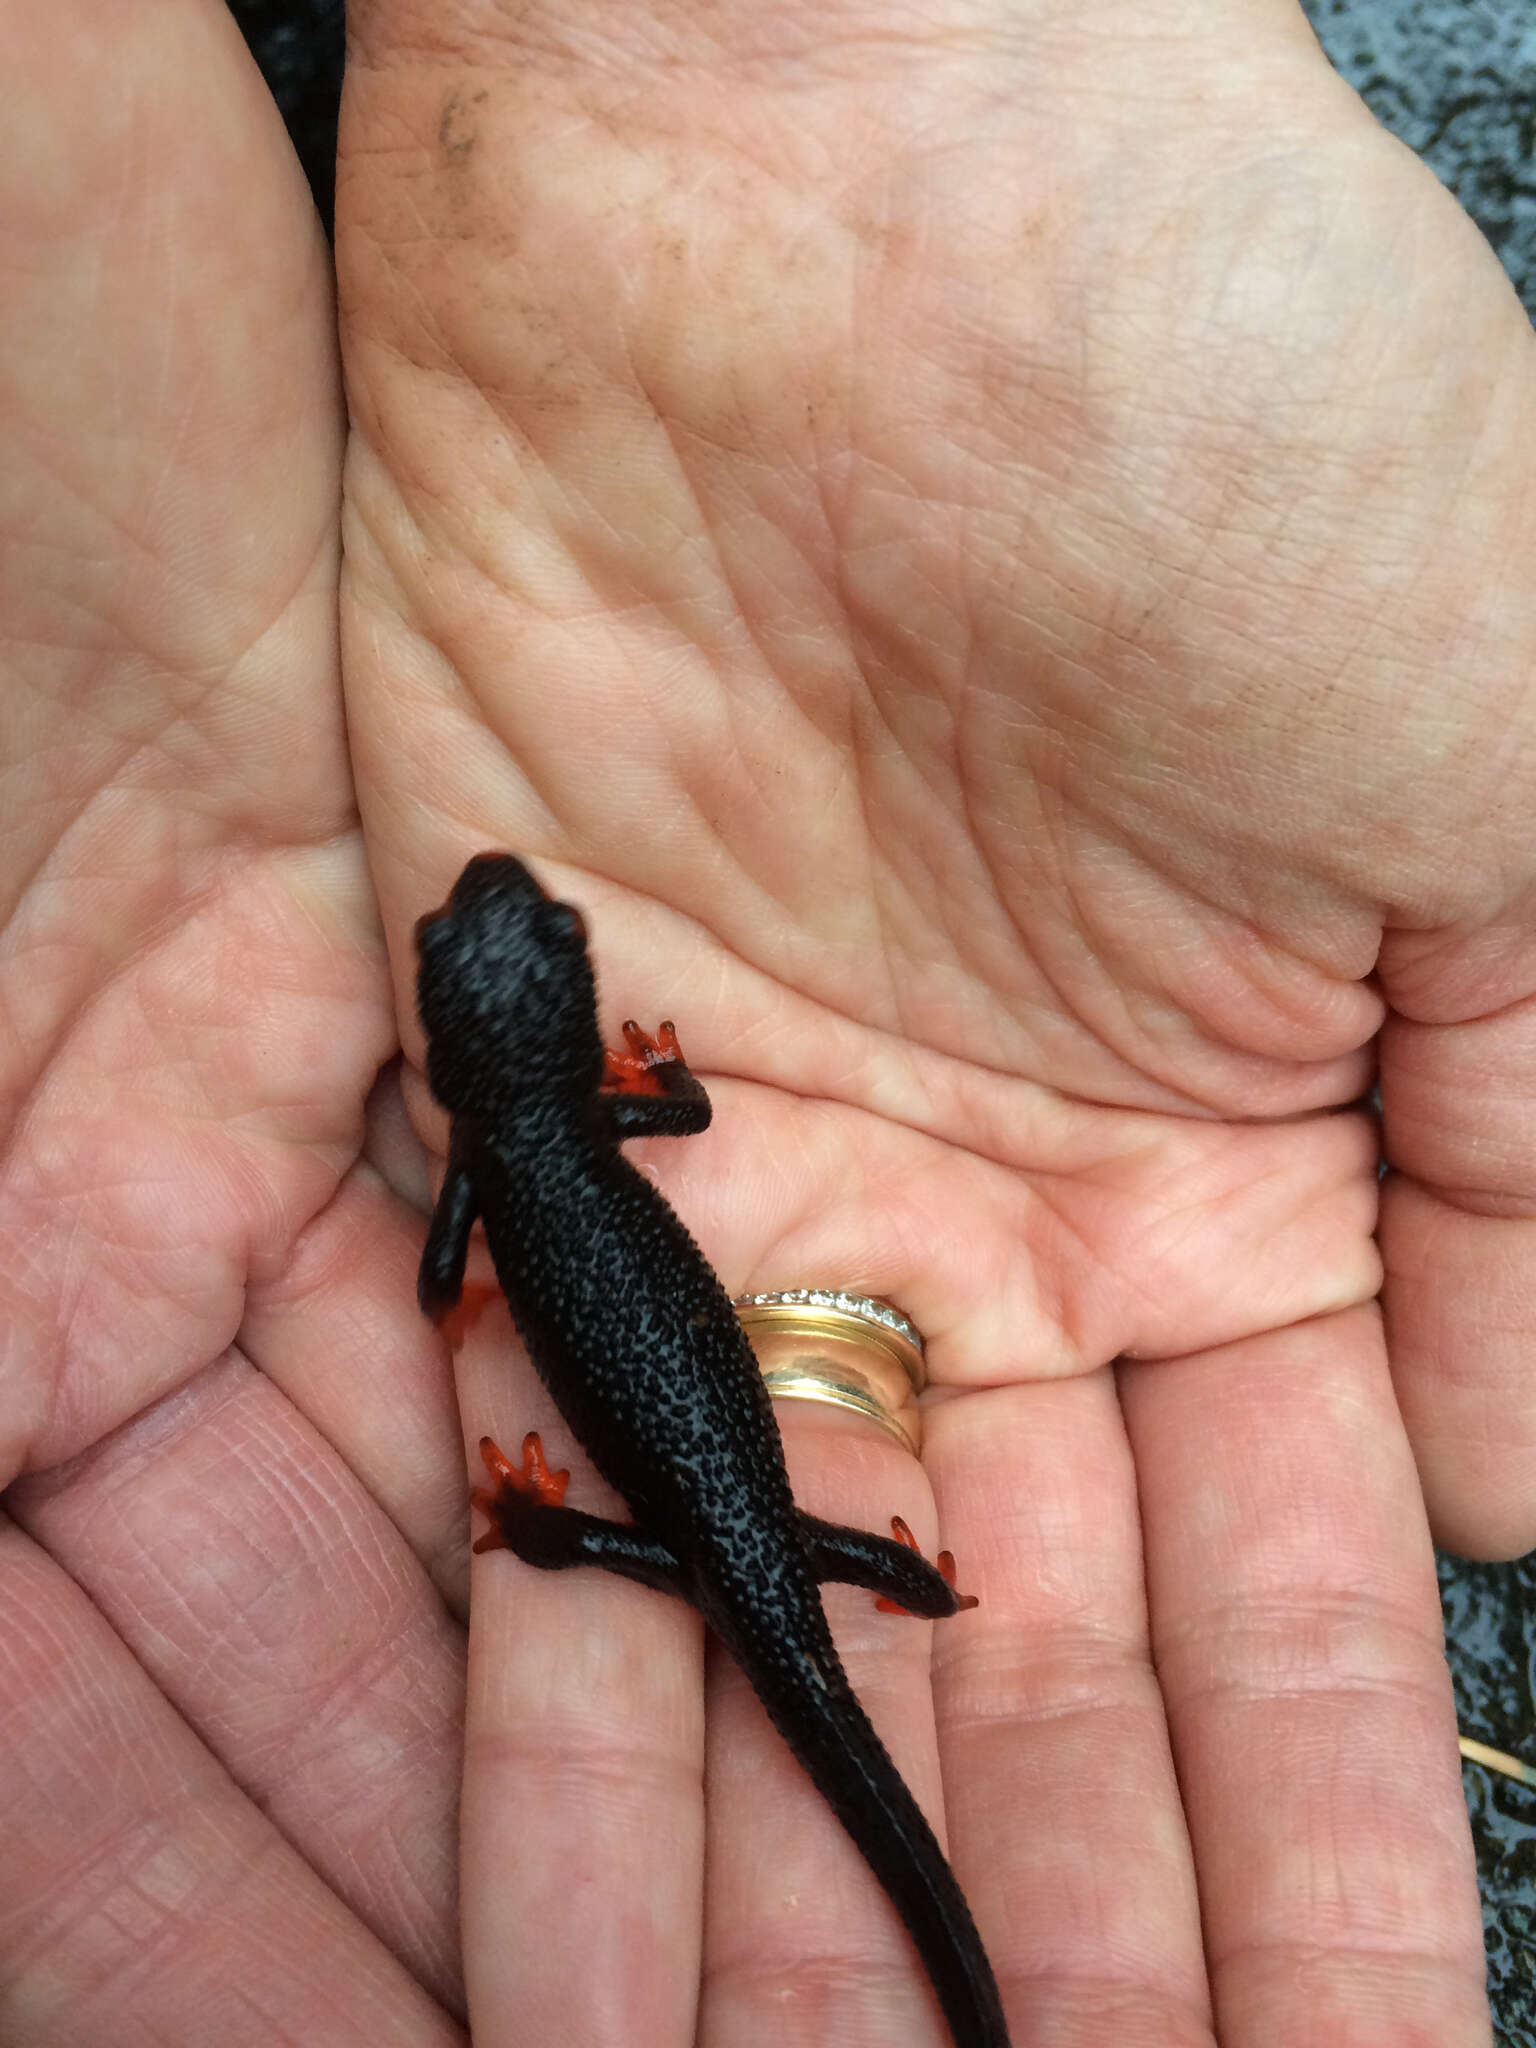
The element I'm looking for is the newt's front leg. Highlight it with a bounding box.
[600,1020,712,1139]
[418,1123,480,1323]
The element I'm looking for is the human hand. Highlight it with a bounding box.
[0,7,470,2041]
[337,1,1531,2042]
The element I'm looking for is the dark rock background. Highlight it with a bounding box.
[1304,0,1535,317]
[224,0,1535,2034]
[229,0,343,236]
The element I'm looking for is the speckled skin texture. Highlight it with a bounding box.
[416,852,1008,2048]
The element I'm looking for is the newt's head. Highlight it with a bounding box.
[415,853,602,1112]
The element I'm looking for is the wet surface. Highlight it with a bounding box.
[1441,1551,1536,2043]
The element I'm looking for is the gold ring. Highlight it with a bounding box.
[734,1290,927,1455]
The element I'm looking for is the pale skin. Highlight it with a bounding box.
[1,0,1532,2040]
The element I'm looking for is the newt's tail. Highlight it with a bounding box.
[746,1650,1010,2048]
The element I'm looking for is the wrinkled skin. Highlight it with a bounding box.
[4,1,1534,2042]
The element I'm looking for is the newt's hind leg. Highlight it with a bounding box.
[473,1436,686,1597]
[799,1510,978,1617]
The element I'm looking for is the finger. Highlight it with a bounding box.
[1381,1181,1536,1559]
[452,1303,706,2047]
[0,1515,460,2048]
[240,1163,472,1613]
[699,1403,966,2047]
[9,1350,466,2014]
[1377,963,1536,1556]
[927,1377,1215,2048]
[703,1377,1214,2048]
[1124,1307,1489,2046]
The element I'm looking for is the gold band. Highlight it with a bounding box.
[734,1291,926,1455]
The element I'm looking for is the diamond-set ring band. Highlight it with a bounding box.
[733,1290,927,1456]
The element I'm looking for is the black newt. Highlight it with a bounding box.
[414,851,1009,2048]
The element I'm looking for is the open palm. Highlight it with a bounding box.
[0,7,466,2042]
[7,1,1533,2044]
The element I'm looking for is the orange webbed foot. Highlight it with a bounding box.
[876,1515,980,1615]
[471,1432,571,1553]
[602,1018,689,1096]
[434,1278,500,1352]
